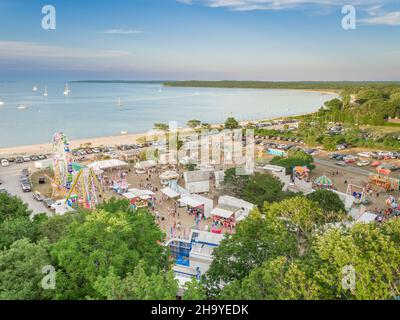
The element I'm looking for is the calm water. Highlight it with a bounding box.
[0,82,336,147]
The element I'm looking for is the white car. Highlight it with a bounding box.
[357,152,370,158]
[1,159,9,167]
[357,160,370,167]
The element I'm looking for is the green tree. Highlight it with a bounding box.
[265,197,347,256]
[183,278,207,300]
[0,192,32,223]
[153,123,169,131]
[311,220,400,299]
[224,117,240,129]
[222,167,250,198]
[322,135,336,151]
[51,209,168,299]
[241,173,287,208]
[270,150,315,174]
[306,190,346,213]
[0,238,52,300]
[187,119,201,129]
[220,256,320,300]
[202,209,297,297]
[93,261,178,300]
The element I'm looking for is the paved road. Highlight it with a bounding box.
[0,162,50,217]
[314,158,373,177]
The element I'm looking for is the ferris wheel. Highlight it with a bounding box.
[52,132,73,193]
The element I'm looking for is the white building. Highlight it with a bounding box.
[166,229,224,292]
[217,195,256,221]
[183,170,210,194]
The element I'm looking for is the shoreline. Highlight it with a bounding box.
[0,111,317,157]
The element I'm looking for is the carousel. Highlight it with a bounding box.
[314,175,334,190]
[159,170,180,186]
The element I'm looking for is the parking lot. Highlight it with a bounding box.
[0,162,50,217]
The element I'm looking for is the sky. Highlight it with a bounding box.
[0,0,400,81]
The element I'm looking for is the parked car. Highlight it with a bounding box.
[371,161,382,167]
[357,152,370,158]
[357,160,370,167]
[21,182,32,192]
[44,198,55,208]
[335,161,346,166]
[30,155,38,161]
[33,191,45,201]
[16,157,24,163]
[344,155,358,164]
[37,155,46,160]
[23,156,31,162]
[7,157,16,163]
[1,159,9,167]
[21,168,31,176]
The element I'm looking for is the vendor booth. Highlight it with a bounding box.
[179,194,213,219]
[134,160,157,173]
[125,188,156,210]
[210,205,238,234]
[161,187,180,199]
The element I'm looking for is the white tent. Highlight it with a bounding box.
[129,188,155,197]
[122,192,136,200]
[179,194,213,218]
[179,195,203,208]
[134,160,157,170]
[356,212,377,223]
[88,159,128,171]
[161,187,180,199]
[210,205,238,219]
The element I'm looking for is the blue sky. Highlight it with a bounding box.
[0,0,400,80]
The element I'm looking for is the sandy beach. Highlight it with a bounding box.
[0,113,312,157]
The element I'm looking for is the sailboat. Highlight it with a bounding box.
[117,98,122,107]
[0,101,4,106]
[63,83,71,96]
[17,104,27,110]
[32,86,38,92]
[43,86,48,97]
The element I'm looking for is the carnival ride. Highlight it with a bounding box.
[52,132,74,196]
[314,175,334,190]
[65,167,102,210]
[49,132,104,210]
[385,196,400,216]
[368,167,398,191]
[346,184,368,205]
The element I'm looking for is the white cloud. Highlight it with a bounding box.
[0,41,130,59]
[177,0,392,11]
[362,11,400,25]
[102,29,145,35]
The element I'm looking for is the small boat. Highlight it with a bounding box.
[17,104,27,110]
[120,131,128,135]
[117,98,122,106]
[32,86,38,92]
[0,101,4,106]
[44,86,48,97]
[63,82,71,96]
